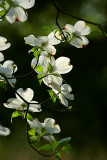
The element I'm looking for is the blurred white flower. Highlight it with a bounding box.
[0,125,10,136]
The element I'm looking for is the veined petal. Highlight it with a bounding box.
[24,35,41,47]
[43,75,63,88]
[0,52,4,62]
[29,101,42,112]
[44,118,61,133]
[71,36,89,48]
[12,0,35,9]
[62,92,74,100]
[6,7,27,24]
[43,45,56,55]
[59,93,68,107]
[16,88,34,102]
[48,31,61,45]
[61,84,72,92]
[4,98,23,109]
[55,57,73,74]
[0,125,10,136]
[3,60,17,76]
[0,36,11,51]
[74,21,90,36]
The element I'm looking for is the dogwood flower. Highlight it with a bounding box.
[24,31,61,55]
[5,0,35,23]
[0,52,4,62]
[0,125,10,136]
[4,88,42,112]
[28,118,61,141]
[44,76,74,107]
[0,36,11,51]
[32,52,72,74]
[63,21,90,48]
[0,60,17,87]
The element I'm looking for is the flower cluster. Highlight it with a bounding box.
[0,1,91,158]
[0,0,35,23]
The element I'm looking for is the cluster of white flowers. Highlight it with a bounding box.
[0,1,91,157]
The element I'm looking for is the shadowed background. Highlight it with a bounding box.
[0,0,107,160]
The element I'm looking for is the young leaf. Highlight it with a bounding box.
[48,63,54,73]
[27,113,33,121]
[38,144,53,151]
[28,129,35,136]
[34,50,41,59]
[58,137,71,146]
[37,74,44,85]
[55,152,62,160]
[11,111,22,123]
[36,65,43,73]
[62,143,72,154]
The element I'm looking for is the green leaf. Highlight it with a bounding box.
[30,135,37,142]
[37,74,44,85]
[28,129,35,136]
[38,144,53,151]
[27,113,33,121]
[51,73,61,78]
[36,65,43,73]
[0,10,5,17]
[48,63,54,73]
[0,81,7,90]
[48,90,57,103]
[42,25,52,31]
[11,111,22,122]
[31,46,40,52]
[34,50,41,59]
[51,140,58,148]
[58,137,71,146]
[55,152,62,160]
[62,143,71,154]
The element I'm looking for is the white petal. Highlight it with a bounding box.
[3,60,17,76]
[44,118,61,133]
[24,35,41,47]
[43,75,62,89]
[31,58,37,68]
[0,52,4,62]
[63,24,75,35]
[4,98,23,109]
[8,78,16,87]
[48,31,61,45]
[43,135,55,141]
[43,45,56,55]
[6,7,27,23]
[71,36,89,48]
[55,57,73,74]
[37,36,48,44]
[29,101,42,112]
[16,88,34,102]
[61,84,72,92]
[0,64,4,74]
[0,36,11,51]
[59,93,68,107]
[0,125,10,136]
[12,0,35,9]
[74,21,90,36]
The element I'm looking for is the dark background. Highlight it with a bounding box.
[0,0,107,160]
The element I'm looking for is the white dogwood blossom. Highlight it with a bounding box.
[0,60,17,87]
[28,118,61,141]
[24,31,61,55]
[63,21,90,48]
[0,125,10,136]
[44,76,74,107]
[4,88,42,112]
[5,0,35,23]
